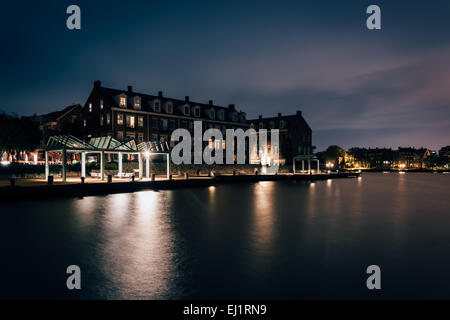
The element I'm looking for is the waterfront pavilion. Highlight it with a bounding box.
[292,154,320,174]
[45,135,171,182]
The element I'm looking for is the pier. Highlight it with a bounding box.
[0,172,359,201]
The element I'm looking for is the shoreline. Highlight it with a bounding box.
[0,172,359,202]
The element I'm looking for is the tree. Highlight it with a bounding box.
[0,113,42,161]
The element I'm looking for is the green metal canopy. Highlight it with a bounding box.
[46,135,96,151]
[89,136,138,152]
[46,135,170,154]
[137,140,170,153]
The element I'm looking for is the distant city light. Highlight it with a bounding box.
[1,160,10,166]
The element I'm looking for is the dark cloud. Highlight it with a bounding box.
[0,0,449,151]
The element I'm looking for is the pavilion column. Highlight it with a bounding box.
[302,160,304,172]
[138,153,143,179]
[307,159,311,174]
[45,151,49,180]
[118,152,123,174]
[293,160,296,173]
[100,151,105,181]
[81,152,86,178]
[146,153,150,179]
[62,148,67,182]
[316,160,320,173]
[166,154,170,179]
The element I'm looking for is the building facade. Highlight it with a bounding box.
[81,81,249,148]
[248,111,313,165]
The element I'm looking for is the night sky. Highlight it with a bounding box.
[1,0,449,151]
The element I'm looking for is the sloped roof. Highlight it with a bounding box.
[137,140,170,153]
[89,136,137,152]
[93,86,247,123]
[46,135,170,153]
[46,135,95,151]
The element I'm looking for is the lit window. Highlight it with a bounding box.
[126,115,135,128]
[100,115,104,126]
[120,97,126,107]
[88,103,92,112]
[83,119,87,127]
[138,116,144,127]
[100,100,103,109]
[117,114,124,125]
[106,113,111,125]
[133,96,141,109]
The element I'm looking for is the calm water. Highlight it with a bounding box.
[1,173,449,299]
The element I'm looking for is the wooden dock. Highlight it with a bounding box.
[0,172,359,202]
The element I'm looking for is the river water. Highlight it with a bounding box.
[1,173,449,299]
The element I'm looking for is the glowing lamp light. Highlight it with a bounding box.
[1,160,10,166]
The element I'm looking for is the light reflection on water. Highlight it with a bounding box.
[1,173,450,299]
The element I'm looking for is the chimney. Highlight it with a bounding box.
[158,91,163,98]
[228,104,235,110]
[278,113,281,118]
[127,86,133,93]
[185,96,189,103]
[209,100,213,106]
[296,110,302,117]
[94,80,101,88]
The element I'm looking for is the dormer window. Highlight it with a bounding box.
[194,106,200,117]
[259,122,264,129]
[184,105,190,116]
[120,96,127,107]
[209,109,215,119]
[166,102,173,113]
[280,120,285,129]
[232,112,238,122]
[154,101,161,112]
[133,96,141,109]
[269,121,275,129]
[218,110,225,121]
